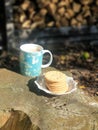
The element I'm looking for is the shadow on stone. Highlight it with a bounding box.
[27,79,54,98]
[0,109,40,130]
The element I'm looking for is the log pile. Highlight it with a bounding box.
[13,0,98,29]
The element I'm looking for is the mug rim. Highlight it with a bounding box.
[20,43,43,53]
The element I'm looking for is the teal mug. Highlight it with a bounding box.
[19,43,53,77]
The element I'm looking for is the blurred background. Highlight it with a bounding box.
[1,0,98,52]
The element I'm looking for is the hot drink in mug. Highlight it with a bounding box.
[20,44,53,77]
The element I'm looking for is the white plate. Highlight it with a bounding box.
[34,74,77,96]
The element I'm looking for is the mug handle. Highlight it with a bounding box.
[41,50,53,68]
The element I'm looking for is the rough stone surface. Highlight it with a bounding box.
[0,68,98,130]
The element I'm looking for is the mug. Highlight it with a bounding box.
[19,43,53,77]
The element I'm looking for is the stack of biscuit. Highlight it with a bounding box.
[44,71,68,94]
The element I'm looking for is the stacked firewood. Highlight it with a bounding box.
[13,0,98,29]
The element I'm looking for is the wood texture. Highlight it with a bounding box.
[0,110,40,130]
[13,0,98,29]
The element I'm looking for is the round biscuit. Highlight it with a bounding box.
[46,82,68,94]
[44,71,66,83]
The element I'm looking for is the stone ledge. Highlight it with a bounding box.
[0,68,98,130]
